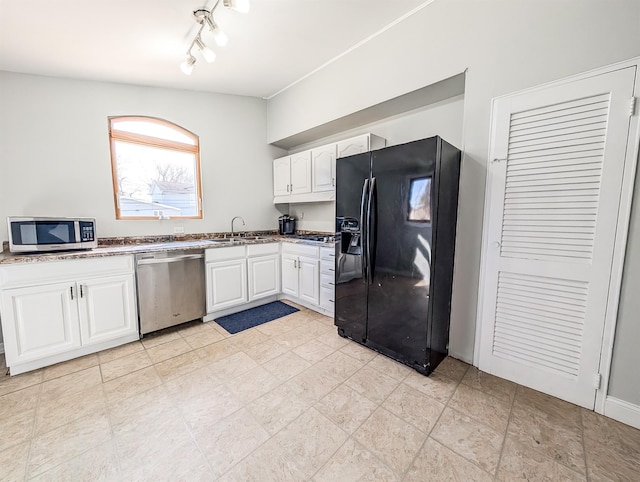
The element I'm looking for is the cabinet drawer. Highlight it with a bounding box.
[247,243,279,257]
[320,273,335,288]
[0,255,134,289]
[205,245,246,262]
[320,247,336,261]
[320,260,335,275]
[281,242,319,258]
[320,286,335,310]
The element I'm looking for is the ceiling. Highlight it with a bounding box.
[0,0,427,99]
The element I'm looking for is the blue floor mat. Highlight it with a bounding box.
[214,301,299,334]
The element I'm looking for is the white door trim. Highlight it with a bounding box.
[474,56,640,417]
[596,86,640,413]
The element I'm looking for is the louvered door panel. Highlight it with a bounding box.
[493,272,586,376]
[500,93,609,262]
[479,66,635,408]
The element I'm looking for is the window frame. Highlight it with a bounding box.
[108,115,204,220]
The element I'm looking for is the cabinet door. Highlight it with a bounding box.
[206,259,247,312]
[281,255,299,298]
[290,151,312,194]
[248,254,280,301]
[312,144,337,192]
[273,156,291,196]
[0,282,81,365]
[298,256,319,305]
[77,274,137,346]
[337,134,370,158]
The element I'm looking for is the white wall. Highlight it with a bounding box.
[0,72,285,243]
[289,95,465,232]
[266,0,640,381]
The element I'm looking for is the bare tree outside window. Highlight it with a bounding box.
[108,116,203,219]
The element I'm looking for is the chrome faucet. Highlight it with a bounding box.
[231,216,245,237]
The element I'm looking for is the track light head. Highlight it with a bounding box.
[195,37,216,63]
[223,0,250,13]
[203,16,228,47]
[180,54,196,75]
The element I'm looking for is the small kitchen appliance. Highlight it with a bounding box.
[8,216,97,253]
[278,215,296,235]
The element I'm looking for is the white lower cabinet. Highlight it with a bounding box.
[206,259,248,312]
[248,254,280,301]
[78,274,137,347]
[204,241,333,319]
[206,243,280,313]
[1,282,81,361]
[298,256,319,305]
[281,254,299,298]
[280,244,320,307]
[0,256,138,375]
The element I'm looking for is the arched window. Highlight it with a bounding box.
[108,116,203,219]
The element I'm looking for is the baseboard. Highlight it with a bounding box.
[604,396,640,430]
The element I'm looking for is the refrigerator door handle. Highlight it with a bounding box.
[366,177,376,284]
[360,178,369,279]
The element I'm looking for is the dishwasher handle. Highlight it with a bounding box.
[137,253,204,266]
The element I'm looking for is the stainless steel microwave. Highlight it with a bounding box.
[8,217,97,253]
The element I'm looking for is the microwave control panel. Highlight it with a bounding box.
[79,221,95,242]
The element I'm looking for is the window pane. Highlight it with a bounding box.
[408,177,431,222]
[114,140,199,218]
[112,119,196,145]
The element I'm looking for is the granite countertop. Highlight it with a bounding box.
[0,233,336,265]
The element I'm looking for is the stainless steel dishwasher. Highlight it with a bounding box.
[135,249,206,335]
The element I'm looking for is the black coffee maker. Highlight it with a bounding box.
[278,215,296,235]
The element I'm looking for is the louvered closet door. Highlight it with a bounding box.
[479,66,635,408]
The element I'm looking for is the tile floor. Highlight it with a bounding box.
[1,304,639,481]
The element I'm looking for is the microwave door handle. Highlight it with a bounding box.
[360,178,369,280]
[73,221,81,244]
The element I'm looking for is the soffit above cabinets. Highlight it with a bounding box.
[0,0,427,98]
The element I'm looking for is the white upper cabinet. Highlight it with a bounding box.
[312,144,337,193]
[290,151,312,194]
[273,152,312,199]
[273,156,291,196]
[336,133,386,158]
[273,133,385,204]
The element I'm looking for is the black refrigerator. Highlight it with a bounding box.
[334,136,461,375]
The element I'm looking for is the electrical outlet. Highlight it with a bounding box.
[173,227,185,234]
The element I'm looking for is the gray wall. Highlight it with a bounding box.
[266,0,640,406]
[609,163,640,406]
[0,72,286,243]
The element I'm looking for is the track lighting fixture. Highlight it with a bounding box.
[179,0,250,75]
